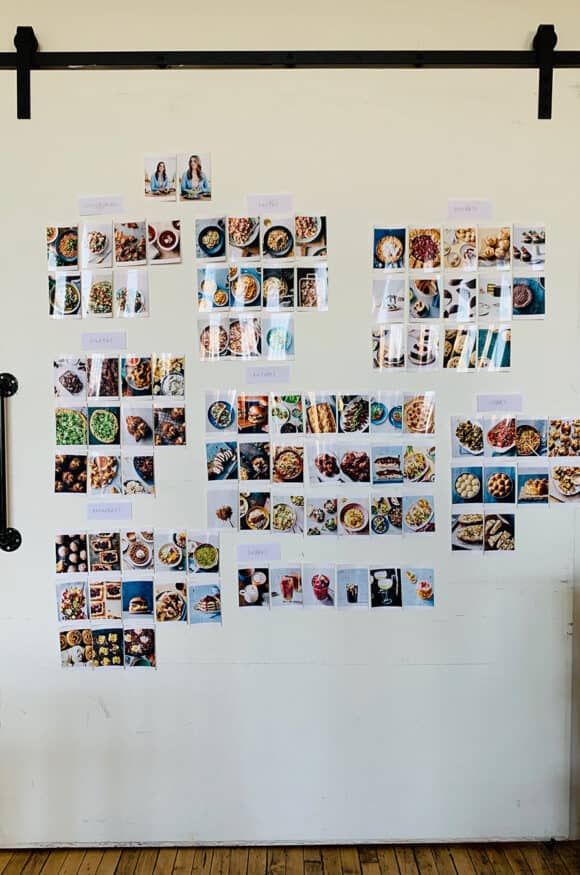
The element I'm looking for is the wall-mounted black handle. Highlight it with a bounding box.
[0,373,22,552]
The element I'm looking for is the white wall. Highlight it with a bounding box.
[1,0,580,846]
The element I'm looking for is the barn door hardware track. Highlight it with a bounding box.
[1,24,578,120]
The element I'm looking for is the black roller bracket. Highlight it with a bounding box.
[2,24,579,120]
[0,373,22,553]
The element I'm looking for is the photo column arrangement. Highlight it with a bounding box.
[203,389,437,610]
[195,215,328,361]
[451,414,580,552]
[56,527,223,669]
[371,224,546,372]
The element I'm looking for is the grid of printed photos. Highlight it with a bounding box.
[204,390,437,537]
[371,224,546,372]
[450,414,580,553]
[56,528,221,668]
[237,564,435,610]
[144,152,212,201]
[53,354,185,495]
[196,215,328,361]
[47,218,182,319]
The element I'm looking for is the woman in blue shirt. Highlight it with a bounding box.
[181,155,210,198]
[150,161,169,194]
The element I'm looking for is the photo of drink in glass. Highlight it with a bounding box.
[337,566,369,609]
[270,566,303,609]
[370,567,402,608]
[302,564,335,608]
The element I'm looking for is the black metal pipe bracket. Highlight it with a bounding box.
[0,373,22,553]
[2,24,579,120]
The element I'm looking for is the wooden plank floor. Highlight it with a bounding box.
[0,846,579,875]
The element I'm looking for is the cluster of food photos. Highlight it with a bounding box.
[236,564,435,609]
[450,415,580,553]
[53,354,185,495]
[56,529,222,668]
[195,215,328,361]
[371,224,546,372]
[204,390,437,537]
[46,219,182,319]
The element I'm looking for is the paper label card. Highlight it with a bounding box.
[476,393,523,413]
[78,195,124,216]
[237,542,282,563]
[87,502,133,521]
[246,193,294,215]
[447,199,493,221]
[81,331,127,351]
[246,365,290,385]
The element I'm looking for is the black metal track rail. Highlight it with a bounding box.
[0,373,21,553]
[1,24,577,120]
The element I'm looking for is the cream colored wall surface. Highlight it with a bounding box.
[1,1,580,846]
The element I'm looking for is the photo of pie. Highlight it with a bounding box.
[403,395,435,434]
[375,235,403,265]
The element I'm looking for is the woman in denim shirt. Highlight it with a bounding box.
[150,161,169,194]
[181,155,210,198]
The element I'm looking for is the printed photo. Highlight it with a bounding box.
[187,532,220,574]
[54,454,87,494]
[306,496,337,536]
[122,454,155,495]
[102,580,122,620]
[442,275,476,321]
[47,225,78,269]
[408,228,441,270]
[239,491,271,532]
[239,440,271,482]
[54,357,87,400]
[371,446,403,485]
[403,392,435,435]
[407,326,439,370]
[114,221,146,265]
[478,226,511,270]
[228,316,262,359]
[403,495,435,534]
[196,218,226,260]
[89,581,106,619]
[549,465,580,503]
[152,354,185,398]
[516,419,548,457]
[443,327,477,371]
[270,566,303,608]
[154,406,186,446]
[370,495,403,536]
[121,407,153,446]
[113,266,149,317]
[197,265,229,310]
[121,530,154,572]
[227,216,260,259]
[88,532,121,572]
[144,154,176,199]
[517,468,549,504]
[89,453,122,495]
[305,393,337,434]
[87,406,120,446]
[262,267,295,309]
[188,579,222,623]
[484,417,516,457]
[81,222,112,268]
[296,265,328,309]
[49,273,81,318]
[261,216,294,259]
[270,394,304,434]
[59,627,92,668]
[372,325,405,370]
[402,567,434,607]
[237,394,269,434]
[271,494,304,535]
[451,466,483,503]
[370,391,403,434]
[87,356,119,399]
[121,356,152,397]
[372,276,406,323]
[178,153,212,201]
[409,276,440,320]
[336,446,370,484]
[92,625,125,667]
[295,216,327,258]
[484,465,516,503]
[154,530,187,573]
[123,626,156,667]
[443,226,476,270]
[373,227,406,270]
[55,406,88,447]
[308,441,341,485]
[451,417,484,457]
[155,578,188,622]
[512,276,545,318]
[148,220,181,264]
[55,533,88,574]
[205,390,237,433]
[484,513,515,551]
[338,496,370,536]
[403,445,435,484]
[82,270,113,318]
[122,579,154,620]
[238,567,270,607]
[477,326,511,370]
[263,315,295,360]
[513,225,545,270]
[370,567,401,608]
[451,511,484,552]
[206,440,238,481]
[336,566,368,609]
[302,565,335,608]
[478,274,512,322]
[206,488,239,530]
[548,419,580,457]
[337,394,370,434]
[271,444,303,484]
[56,580,89,622]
